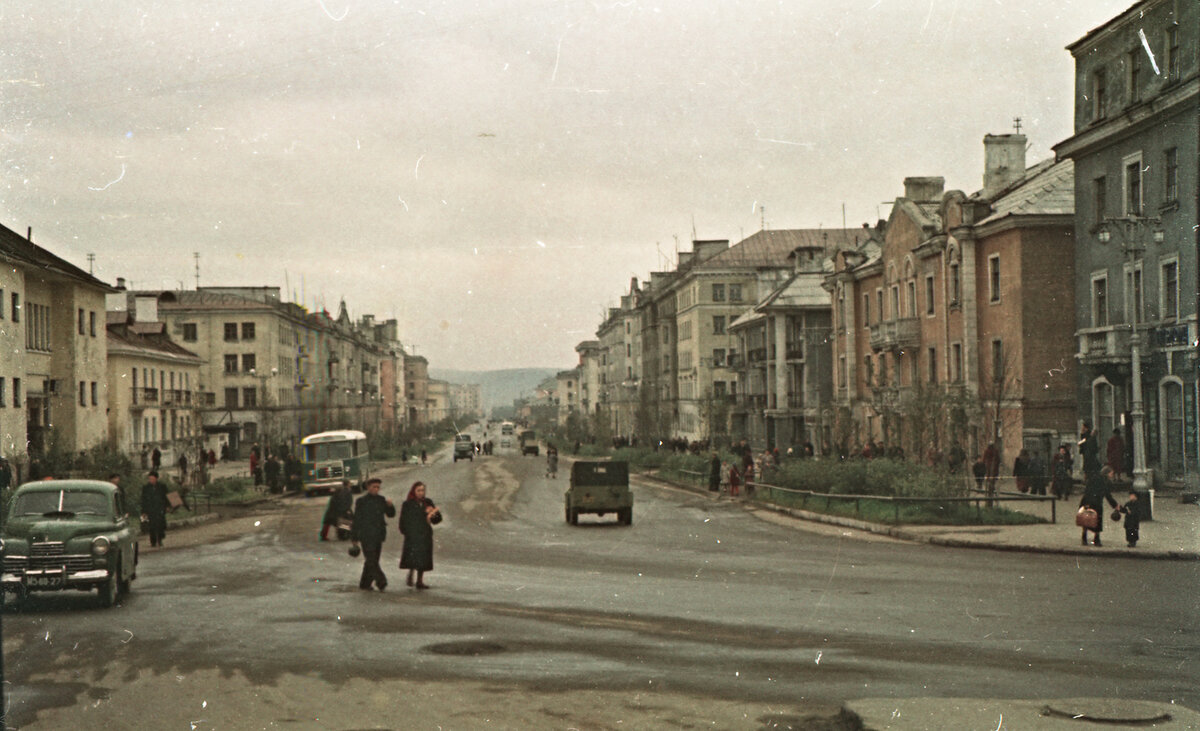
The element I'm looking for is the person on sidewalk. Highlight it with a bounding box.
[1051,444,1073,501]
[1106,428,1125,481]
[1118,491,1142,548]
[1078,420,1101,479]
[1079,466,1119,547]
[399,481,442,589]
[708,452,721,492]
[350,478,395,591]
[140,471,169,548]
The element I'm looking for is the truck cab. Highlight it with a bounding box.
[453,433,474,462]
[565,461,632,525]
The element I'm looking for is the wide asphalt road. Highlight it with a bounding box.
[4,441,1198,729]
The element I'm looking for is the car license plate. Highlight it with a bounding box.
[27,572,64,589]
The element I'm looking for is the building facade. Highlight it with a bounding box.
[1053,0,1199,483]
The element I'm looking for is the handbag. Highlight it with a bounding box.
[1075,507,1099,529]
[1110,509,1122,523]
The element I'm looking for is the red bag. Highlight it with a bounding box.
[1075,507,1099,529]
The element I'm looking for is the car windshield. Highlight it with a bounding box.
[305,442,354,461]
[10,490,110,517]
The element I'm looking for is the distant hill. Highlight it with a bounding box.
[430,367,559,413]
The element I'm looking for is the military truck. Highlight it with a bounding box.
[518,430,539,456]
[565,461,632,526]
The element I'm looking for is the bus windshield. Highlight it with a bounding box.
[305,442,355,461]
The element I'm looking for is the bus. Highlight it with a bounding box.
[300,430,370,496]
[500,421,515,448]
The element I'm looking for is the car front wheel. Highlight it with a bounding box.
[100,569,119,608]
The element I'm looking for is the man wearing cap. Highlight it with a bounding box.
[350,478,395,591]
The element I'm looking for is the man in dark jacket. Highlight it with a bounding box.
[1078,420,1101,479]
[140,471,169,547]
[350,478,395,590]
[320,480,355,540]
[1079,466,1119,547]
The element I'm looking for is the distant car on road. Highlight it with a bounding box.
[565,461,632,525]
[519,430,539,456]
[1,479,139,608]
[453,433,475,462]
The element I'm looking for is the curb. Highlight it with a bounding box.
[636,471,1200,561]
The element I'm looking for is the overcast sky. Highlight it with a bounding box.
[2,0,1132,371]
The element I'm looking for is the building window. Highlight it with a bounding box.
[988,255,1001,303]
[242,322,256,340]
[713,381,726,397]
[712,348,726,367]
[1092,67,1108,120]
[89,311,96,337]
[1093,380,1116,439]
[712,316,726,335]
[928,347,937,383]
[224,388,239,408]
[838,356,847,388]
[78,308,85,335]
[1162,259,1179,320]
[224,323,238,341]
[80,381,87,406]
[1093,176,1107,225]
[1164,148,1178,204]
[1127,48,1141,104]
[1092,274,1108,327]
[991,339,1004,383]
[863,293,871,327]
[890,286,899,319]
[224,354,239,373]
[876,289,884,321]
[728,283,742,302]
[182,323,198,342]
[242,388,257,407]
[1124,155,1143,216]
[1166,25,1180,83]
[948,262,960,304]
[91,381,98,406]
[907,280,916,317]
[0,289,4,318]
[951,343,962,383]
[10,293,17,323]
[12,378,19,407]
[242,354,257,373]
[924,275,935,316]
[712,283,726,302]
[0,378,5,406]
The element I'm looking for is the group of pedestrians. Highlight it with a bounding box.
[1077,420,1142,548]
[344,478,442,591]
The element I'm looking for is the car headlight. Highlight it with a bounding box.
[0,537,5,554]
[91,536,111,556]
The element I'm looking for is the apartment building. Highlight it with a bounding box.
[827,135,1077,464]
[0,224,115,473]
[1053,0,1198,483]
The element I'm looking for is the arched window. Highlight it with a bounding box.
[1092,378,1115,441]
[1160,379,1185,474]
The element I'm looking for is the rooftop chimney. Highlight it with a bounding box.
[134,294,159,324]
[903,177,945,203]
[115,277,127,290]
[982,133,1026,198]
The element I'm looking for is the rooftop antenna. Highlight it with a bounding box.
[760,204,766,231]
[842,203,847,231]
[1013,116,1023,134]
[691,214,697,241]
[193,252,200,289]
[87,253,95,275]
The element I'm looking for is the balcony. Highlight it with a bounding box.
[1077,325,1131,365]
[869,317,919,350]
[747,347,768,366]
[196,391,217,407]
[785,341,805,361]
[133,387,159,406]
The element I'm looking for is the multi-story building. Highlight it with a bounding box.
[1053,0,1198,484]
[555,368,580,427]
[729,238,842,452]
[674,231,864,443]
[596,281,641,440]
[827,135,1077,464]
[574,340,602,425]
[634,270,681,441]
[0,224,115,475]
[105,296,204,468]
[448,382,482,420]
[427,379,450,423]
[404,354,430,426]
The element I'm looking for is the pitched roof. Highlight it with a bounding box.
[0,222,117,292]
[106,320,202,362]
[975,158,1074,225]
[698,229,873,270]
[135,290,278,312]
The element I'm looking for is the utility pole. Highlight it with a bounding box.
[87,253,95,275]
[194,252,201,289]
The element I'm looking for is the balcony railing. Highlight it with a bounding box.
[134,387,159,405]
[1076,325,1131,365]
[869,317,920,350]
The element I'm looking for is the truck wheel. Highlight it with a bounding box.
[570,508,579,526]
[623,509,633,526]
[1,587,24,612]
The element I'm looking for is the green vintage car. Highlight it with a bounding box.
[1,480,139,608]
[565,461,632,526]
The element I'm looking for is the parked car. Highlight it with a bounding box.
[565,461,632,525]
[1,480,139,608]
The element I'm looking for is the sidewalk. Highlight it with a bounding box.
[644,472,1200,561]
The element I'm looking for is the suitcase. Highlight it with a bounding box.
[1075,507,1099,529]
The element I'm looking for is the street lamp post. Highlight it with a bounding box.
[1098,216,1164,492]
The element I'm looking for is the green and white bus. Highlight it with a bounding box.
[300,429,370,496]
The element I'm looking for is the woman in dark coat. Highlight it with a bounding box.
[399,481,442,589]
